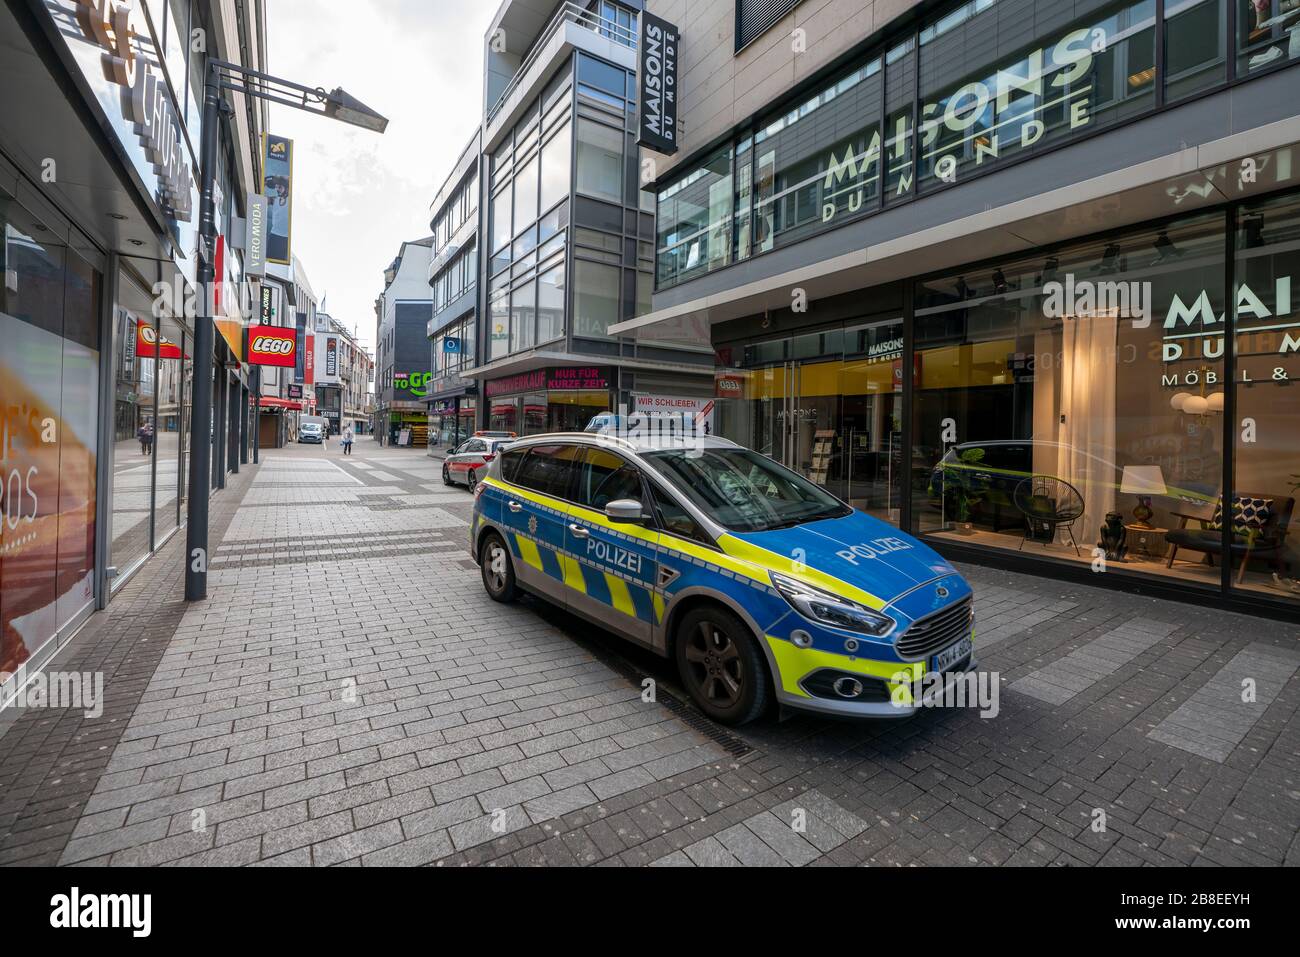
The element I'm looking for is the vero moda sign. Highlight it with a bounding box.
[637,13,679,156]
[246,325,298,368]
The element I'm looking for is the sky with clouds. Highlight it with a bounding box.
[265,0,495,353]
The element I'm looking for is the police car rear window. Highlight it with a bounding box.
[514,445,582,500]
[499,449,526,483]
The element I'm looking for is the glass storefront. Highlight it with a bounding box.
[911,212,1227,594]
[1230,191,1300,604]
[711,186,1300,613]
[655,0,1299,293]
[1,198,101,680]
[716,317,905,524]
[485,367,614,436]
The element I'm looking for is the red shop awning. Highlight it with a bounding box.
[259,397,303,411]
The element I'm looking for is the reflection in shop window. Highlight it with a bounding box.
[1237,0,1300,75]
[912,212,1229,592]
[1231,192,1300,602]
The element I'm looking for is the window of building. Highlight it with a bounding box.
[538,264,566,343]
[1238,0,1300,75]
[573,260,620,339]
[540,121,572,213]
[656,147,733,287]
[911,211,1226,593]
[515,445,583,499]
[576,118,623,203]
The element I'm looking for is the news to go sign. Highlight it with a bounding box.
[247,326,298,368]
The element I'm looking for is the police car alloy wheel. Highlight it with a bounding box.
[480,532,518,602]
[675,607,769,726]
[467,468,478,490]
[443,464,453,486]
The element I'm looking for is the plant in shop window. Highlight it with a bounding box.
[934,447,986,534]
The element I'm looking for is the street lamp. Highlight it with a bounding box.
[185,59,387,602]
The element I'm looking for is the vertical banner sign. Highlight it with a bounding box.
[245,193,268,277]
[263,134,294,265]
[637,14,680,155]
[294,312,307,382]
[260,285,274,324]
[305,334,316,388]
[325,337,338,378]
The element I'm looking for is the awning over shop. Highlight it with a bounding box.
[259,397,303,411]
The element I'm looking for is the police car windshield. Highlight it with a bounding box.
[643,448,851,533]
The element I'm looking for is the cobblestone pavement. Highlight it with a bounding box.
[2,441,1297,867]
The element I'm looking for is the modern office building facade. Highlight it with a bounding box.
[461,0,715,435]
[618,0,1300,619]
[427,131,482,450]
[1,0,269,696]
[375,237,435,445]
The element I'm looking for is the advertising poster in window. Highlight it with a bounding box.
[1,311,98,681]
[263,134,294,265]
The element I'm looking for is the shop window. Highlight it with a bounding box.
[574,260,620,338]
[1237,0,1300,75]
[1231,193,1300,603]
[576,118,624,204]
[1,212,101,681]
[911,212,1226,591]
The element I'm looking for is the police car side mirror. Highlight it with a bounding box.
[605,499,644,525]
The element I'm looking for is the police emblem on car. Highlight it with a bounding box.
[470,432,976,726]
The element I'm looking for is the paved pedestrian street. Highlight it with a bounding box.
[1,443,1297,868]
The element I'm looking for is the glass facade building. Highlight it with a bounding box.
[641,0,1300,618]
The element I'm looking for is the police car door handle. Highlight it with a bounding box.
[568,524,590,539]
[508,501,524,513]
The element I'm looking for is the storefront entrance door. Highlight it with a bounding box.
[720,322,903,525]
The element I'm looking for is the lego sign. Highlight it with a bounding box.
[246,325,298,368]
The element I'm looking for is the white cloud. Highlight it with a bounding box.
[266,0,493,352]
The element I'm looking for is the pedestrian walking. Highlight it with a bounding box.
[342,426,354,456]
[138,421,154,456]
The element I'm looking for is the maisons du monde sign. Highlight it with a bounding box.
[820,24,1105,223]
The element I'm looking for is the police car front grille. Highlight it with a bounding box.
[894,597,973,661]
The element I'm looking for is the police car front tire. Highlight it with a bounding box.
[443,465,453,486]
[675,607,769,726]
[480,532,518,603]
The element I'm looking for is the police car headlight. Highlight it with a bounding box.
[770,573,895,637]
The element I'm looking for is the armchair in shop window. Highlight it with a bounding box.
[1164,493,1295,584]
[1013,476,1086,557]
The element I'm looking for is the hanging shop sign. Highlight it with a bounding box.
[287,384,304,400]
[246,325,298,368]
[263,134,294,265]
[325,336,339,378]
[304,332,315,386]
[135,320,183,359]
[58,0,194,223]
[245,193,268,277]
[260,285,275,324]
[637,13,680,155]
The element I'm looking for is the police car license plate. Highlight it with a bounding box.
[931,636,973,674]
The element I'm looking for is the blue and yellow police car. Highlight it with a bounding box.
[470,433,975,725]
